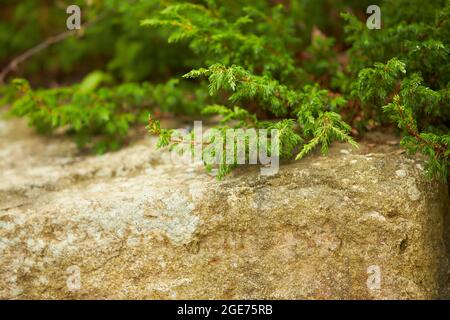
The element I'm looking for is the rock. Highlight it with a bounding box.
[0,117,448,299]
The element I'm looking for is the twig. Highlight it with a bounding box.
[396,99,447,159]
[0,13,107,84]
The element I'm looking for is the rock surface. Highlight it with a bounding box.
[0,117,448,299]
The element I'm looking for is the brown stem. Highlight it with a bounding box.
[0,12,107,84]
[396,101,447,159]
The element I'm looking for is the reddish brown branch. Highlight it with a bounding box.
[0,13,106,84]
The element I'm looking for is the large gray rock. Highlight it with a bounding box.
[0,118,448,299]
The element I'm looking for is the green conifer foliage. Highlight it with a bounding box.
[0,0,448,180]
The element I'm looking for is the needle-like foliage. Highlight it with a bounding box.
[0,0,448,180]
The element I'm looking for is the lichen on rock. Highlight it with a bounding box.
[0,118,448,299]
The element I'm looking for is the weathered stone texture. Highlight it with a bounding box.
[0,118,448,299]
